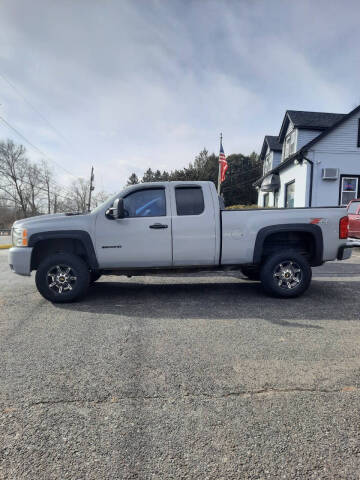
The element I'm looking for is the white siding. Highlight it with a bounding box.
[285,122,294,136]
[310,150,360,206]
[276,162,310,208]
[272,151,282,168]
[314,112,360,152]
[257,162,310,208]
[308,112,360,206]
[257,190,276,207]
[297,129,321,150]
[257,109,360,209]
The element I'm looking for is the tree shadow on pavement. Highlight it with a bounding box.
[54,278,360,328]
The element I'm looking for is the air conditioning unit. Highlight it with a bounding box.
[322,168,339,180]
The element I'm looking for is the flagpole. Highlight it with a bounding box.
[217,132,222,195]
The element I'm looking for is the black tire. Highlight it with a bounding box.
[240,266,260,281]
[35,253,90,303]
[90,271,102,284]
[260,250,312,298]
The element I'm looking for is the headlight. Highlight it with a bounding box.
[12,227,28,247]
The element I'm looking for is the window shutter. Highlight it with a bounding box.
[358,118,360,148]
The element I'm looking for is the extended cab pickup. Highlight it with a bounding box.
[8,181,354,302]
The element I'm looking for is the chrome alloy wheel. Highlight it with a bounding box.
[273,261,302,290]
[47,264,77,294]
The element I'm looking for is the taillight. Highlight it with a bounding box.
[339,216,349,239]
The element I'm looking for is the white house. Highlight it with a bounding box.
[255,105,360,208]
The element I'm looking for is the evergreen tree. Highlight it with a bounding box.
[127,149,261,206]
[142,168,155,182]
[126,173,139,185]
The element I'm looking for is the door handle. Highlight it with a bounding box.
[149,223,168,229]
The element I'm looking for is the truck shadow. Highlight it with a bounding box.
[54,278,360,328]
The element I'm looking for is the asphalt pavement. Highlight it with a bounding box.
[1,250,360,479]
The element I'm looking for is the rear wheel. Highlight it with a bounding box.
[35,253,90,303]
[240,266,260,281]
[260,250,312,298]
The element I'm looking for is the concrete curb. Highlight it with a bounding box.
[0,245,11,249]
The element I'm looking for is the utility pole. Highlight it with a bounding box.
[217,133,222,195]
[87,166,94,212]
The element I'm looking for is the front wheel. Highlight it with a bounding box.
[260,250,312,298]
[35,253,90,303]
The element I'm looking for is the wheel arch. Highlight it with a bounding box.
[29,230,98,270]
[253,224,323,267]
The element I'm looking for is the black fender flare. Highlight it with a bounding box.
[253,223,323,266]
[28,230,98,269]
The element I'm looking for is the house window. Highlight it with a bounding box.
[263,193,269,207]
[289,131,296,155]
[340,177,359,206]
[274,191,279,208]
[283,130,296,159]
[263,154,271,174]
[285,181,295,208]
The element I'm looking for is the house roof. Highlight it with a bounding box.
[254,103,360,187]
[278,110,346,142]
[260,135,282,160]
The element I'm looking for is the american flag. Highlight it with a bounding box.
[219,139,228,183]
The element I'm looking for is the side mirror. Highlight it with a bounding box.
[113,198,125,219]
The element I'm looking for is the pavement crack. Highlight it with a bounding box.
[6,385,358,410]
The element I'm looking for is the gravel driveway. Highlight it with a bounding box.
[1,250,360,479]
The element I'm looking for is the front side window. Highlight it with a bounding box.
[285,181,295,208]
[175,187,204,216]
[341,177,358,206]
[123,188,166,217]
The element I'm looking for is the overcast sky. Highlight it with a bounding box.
[1,0,359,191]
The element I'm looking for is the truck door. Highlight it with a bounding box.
[170,184,217,266]
[95,186,172,268]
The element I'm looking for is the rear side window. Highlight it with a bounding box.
[175,187,204,216]
[348,202,360,214]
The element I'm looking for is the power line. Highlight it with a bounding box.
[0,177,73,203]
[0,114,78,180]
[0,72,71,146]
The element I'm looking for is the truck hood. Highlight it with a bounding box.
[13,213,90,229]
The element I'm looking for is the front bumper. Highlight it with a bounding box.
[337,239,360,261]
[8,247,33,276]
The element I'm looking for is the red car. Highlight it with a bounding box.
[347,199,360,238]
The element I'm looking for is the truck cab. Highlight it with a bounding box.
[95,181,220,269]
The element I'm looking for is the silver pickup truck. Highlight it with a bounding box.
[9,181,353,302]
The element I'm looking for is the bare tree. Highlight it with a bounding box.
[67,178,90,213]
[40,160,54,214]
[91,190,111,208]
[26,162,43,215]
[0,139,30,217]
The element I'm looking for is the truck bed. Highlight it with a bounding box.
[221,206,347,265]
